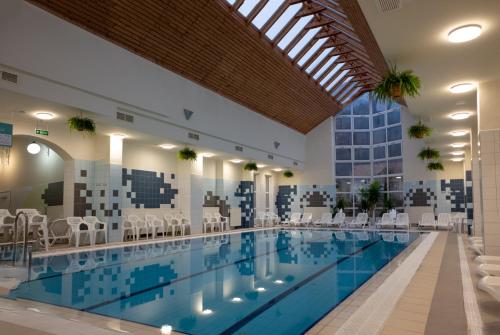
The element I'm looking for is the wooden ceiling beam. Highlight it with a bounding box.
[247,0,269,23]
[304,17,335,30]
[295,4,325,18]
[261,1,290,33]
[300,42,330,70]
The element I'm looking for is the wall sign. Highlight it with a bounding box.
[0,122,13,147]
[36,129,49,136]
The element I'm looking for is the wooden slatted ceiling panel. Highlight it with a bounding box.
[26,0,341,133]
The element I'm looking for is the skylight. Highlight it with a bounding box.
[332,76,353,97]
[277,16,313,50]
[313,56,338,80]
[252,0,284,29]
[326,68,348,91]
[297,38,327,67]
[337,82,357,100]
[342,87,361,104]
[238,0,260,17]
[305,48,333,73]
[226,0,236,4]
[319,63,343,86]
[288,27,321,59]
[266,4,302,40]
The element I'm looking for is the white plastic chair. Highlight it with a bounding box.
[350,213,368,229]
[255,212,266,228]
[128,215,148,240]
[16,209,49,251]
[180,215,191,235]
[145,214,164,238]
[203,213,214,233]
[395,213,409,230]
[67,217,95,247]
[381,232,395,242]
[122,215,136,241]
[300,212,313,226]
[419,213,436,230]
[212,212,229,231]
[266,212,280,226]
[314,212,332,226]
[330,212,345,228]
[378,213,394,229]
[0,209,15,243]
[436,213,452,230]
[171,214,189,236]
[283,213,301,226]
[84,216,107,243]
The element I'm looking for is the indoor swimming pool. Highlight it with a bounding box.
[10,229,420,335]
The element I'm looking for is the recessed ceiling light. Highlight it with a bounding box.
[274,280,284,284]
[450,143,466,148]
[450,151,465,156]
[201,309,213,315]
[396,176,402,179]
[449,112,471,120]
[34,112,55,120]
[448,24,482,43]
[256,287,266,292]
[230,159,242,164]
[272,168,283,172]
[201,152,215,158]
[451,157,464,162]
[450,130,468,137]
[257,164,266,168]
[449,83,475,94]
[231,297,242,302]
[159,144,176,150]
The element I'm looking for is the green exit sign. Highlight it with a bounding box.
[35,129,49,136]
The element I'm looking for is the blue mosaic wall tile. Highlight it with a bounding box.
[275,185,335,220]
[122,168,178,209]
[235,181,254,228]
[276,185,298,220]
[465,170,473,220]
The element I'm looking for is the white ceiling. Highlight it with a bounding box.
[359,0,500,154]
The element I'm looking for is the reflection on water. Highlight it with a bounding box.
[12,229,418,335]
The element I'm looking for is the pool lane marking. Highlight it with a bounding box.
[81,231,361,312]
[218,237,384,335]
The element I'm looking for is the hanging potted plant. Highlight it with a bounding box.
[178,147,197,161]
[283,170,294,178]
[408,121,432,139]
[243,162,258,171]
[68,114,96,134]
[418,147,440,161]
[427,161,444,171]
[374,64,421,101]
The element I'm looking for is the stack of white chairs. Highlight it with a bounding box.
[283,212,301,226]
[395,213,410,230]
[16,208,50,251]
[0,209,15,243]
[349,213,368,229]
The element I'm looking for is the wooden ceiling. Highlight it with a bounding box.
[26,0,387,133]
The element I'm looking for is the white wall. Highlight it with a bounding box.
[303,117,334,185]
[0,0,305,167]
[122,141,177,173]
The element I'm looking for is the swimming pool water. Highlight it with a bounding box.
[11,229,419,335]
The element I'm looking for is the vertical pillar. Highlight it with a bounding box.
[104,134,124,242]
[178,158,204,234]
[63,160,75,218]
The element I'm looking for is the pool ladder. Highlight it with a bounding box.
[11,211,32,267]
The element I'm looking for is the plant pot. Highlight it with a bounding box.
[390,84,402,98]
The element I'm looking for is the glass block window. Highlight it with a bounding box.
[388,143,402,157]
[353,95,370,115]
[335,132,352,145]
[372,129,386,144]
[336,163,352,176]
[353,132,370,145]
[373,161,387,176]
[336,179,352,193]
[387,125,402,142]
[388,176,403,191]
[387,110,401,125]
[388,159,403,174]
[336,117,351,130]
[373,146,386,160]
[336,148,351,160]
[373,114,384,128]
[353,162,371,176]
[354,148,370,160]
[354,117,369,129]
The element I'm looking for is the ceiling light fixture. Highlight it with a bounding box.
[110,133,127,139]
[450,130,468,137]
[274,280,284,284]
[450,151,465,156]
[448,24,482,43]
[449,83,475,94]
[256,287,266,292]
[34,112,55,120]
[449,111,471,120]
[27,141,41,155]
[201,152,215,158]
[257,164,266,168]
[450,143,466,148]
[451,157,464,162]
[272,168,283,172]
[159,144,176,150]
[230,159,242,164]
[231,297,243,303]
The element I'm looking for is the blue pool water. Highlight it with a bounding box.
[11,229,419,335]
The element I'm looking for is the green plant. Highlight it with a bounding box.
[418,147,440,160]
[177,147,197,161]
[359,181,381,218]
[336,197,346,211]
[283,170,294,178]
[427,161,444,171]
[408,121,432,139]
[68,115,96,134]
[243,162,258,171]
[373,64,421,101]
[383,193,394,213]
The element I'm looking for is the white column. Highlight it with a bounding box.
[178,158,204,234]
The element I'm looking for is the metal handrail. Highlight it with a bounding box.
[12,211,29,265]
